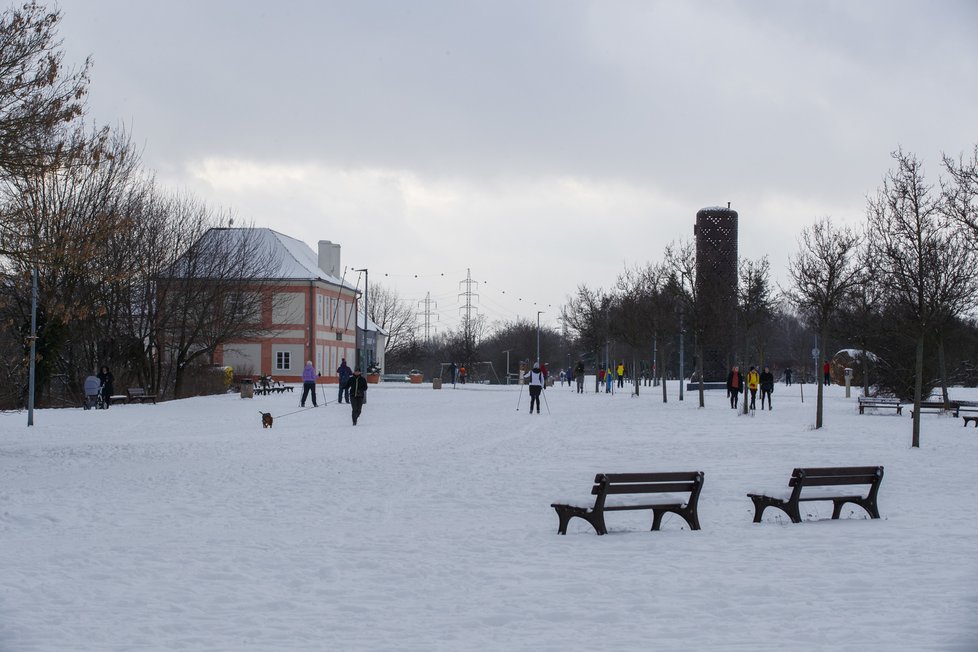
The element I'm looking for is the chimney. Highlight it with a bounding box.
[318,240,341,278]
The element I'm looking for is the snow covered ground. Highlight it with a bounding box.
[3,380,978,651]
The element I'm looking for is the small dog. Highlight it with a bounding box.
[261,412,274,428]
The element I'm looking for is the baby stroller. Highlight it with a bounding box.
[84,375,105,410]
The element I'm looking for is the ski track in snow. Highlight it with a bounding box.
[2,382,978,651]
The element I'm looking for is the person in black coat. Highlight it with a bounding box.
[344,368,369,425]
[97,366,115,408]
[759,366,775,410]
[725,365,743,409]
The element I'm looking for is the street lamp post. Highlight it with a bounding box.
[679,308,685,402]
[354,268,368,371]
[503,349,511,384]
[536,311,543,365]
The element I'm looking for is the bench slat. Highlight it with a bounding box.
[791,475,879,487]
[600,472,702,483]
[794,466,881,477]
[599,482,700,494]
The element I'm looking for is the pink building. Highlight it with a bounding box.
[212,229,361,383]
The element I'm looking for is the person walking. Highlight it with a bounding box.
[575,361,585,394]
[345,368,369,425]
[616,362,625,389]
[747,366,760,411]
[759,366,774,410]
[336,358,352,404]
[523,363,545,414]
[98,366,115,408]
[823,360,831,386]
[726,365,743,409]
[605,366,614,393]
[300,360,318,407]
[459,366,466,384]
[784,367,793,386]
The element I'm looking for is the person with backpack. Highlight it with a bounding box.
[336,358,352,404]
[523,363,545,414]
[344,368,369,425]
[759,366,775,410]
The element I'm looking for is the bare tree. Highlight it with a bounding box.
[0,125,139,404]
[0,3,92,184]
[665,239,706,407]
[784,218,863,429]
[942,144,978,246]
[610,264,659,396]
[565,284,611,392]
[366,281,417,358]
[738,256,776,366]
[156,214,284,398]
[866,149,978,447]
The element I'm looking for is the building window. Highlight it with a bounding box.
[276,351,291,371]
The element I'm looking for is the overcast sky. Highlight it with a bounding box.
[55,0,978,332]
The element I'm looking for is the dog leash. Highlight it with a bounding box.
[266,400,338,421]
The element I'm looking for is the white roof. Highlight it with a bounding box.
[190,228,359,291]
[358,311,388,336]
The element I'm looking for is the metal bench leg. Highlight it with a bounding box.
[554,508,573,535]
[749,496,768,523]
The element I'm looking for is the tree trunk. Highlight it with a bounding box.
[695,343,705,408]
[861,338,870,398]
[661,361,668,403]
[632,357,639,396]
[912,333,924,448]
[938,332,950,408]
[816,327,827,429]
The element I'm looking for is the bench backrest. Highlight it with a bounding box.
[591,472,704,509]
[128,387,145,396]
[858,396,899,405]
[788,466,884,501]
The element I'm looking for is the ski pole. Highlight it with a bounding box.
[542,386,551,415]
[516,382,525,411]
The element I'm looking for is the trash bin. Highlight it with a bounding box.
[240,378,254,399]
[432,378,442,389]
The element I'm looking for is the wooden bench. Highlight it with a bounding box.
[909,400,949,418]
[952,401,978,419]
[858,396,902,415]
[127,387,157,404]
[747,466,884,524]
[551,472,704,535]
[108,394,128,405]
[962,416,978,428]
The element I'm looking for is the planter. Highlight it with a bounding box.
[409,374,423,384]
[366,373,381,384]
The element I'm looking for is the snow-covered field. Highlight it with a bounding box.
[3,380,978,651]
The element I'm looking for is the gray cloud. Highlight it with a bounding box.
[55,0,978,324]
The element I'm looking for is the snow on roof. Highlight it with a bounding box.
[358,311,388,336]
[198,228,358,291]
